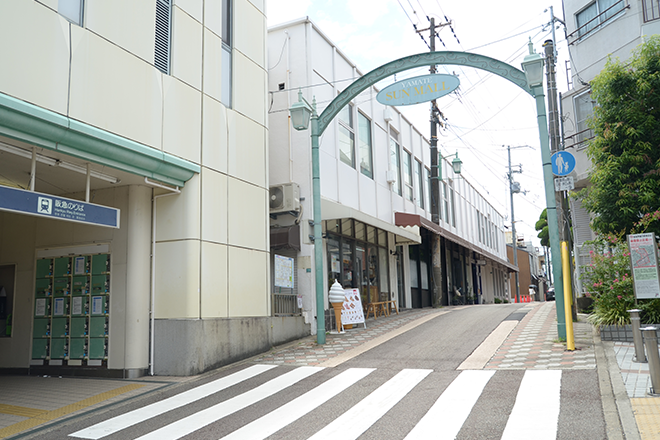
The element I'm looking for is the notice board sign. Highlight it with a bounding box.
[274,254,294,289]
[628,233,660,299]
[341,288,365,326]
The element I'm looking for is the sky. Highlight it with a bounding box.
[266,0,569,248]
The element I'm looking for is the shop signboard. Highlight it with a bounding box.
[0,185,119,228]
[341,288,366,326]
[628,233,660,299]
[376,73,460,106]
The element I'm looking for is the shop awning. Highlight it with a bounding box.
[394,212,518,272]
[321,199,421,244]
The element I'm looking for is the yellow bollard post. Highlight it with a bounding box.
[561,241,575,351]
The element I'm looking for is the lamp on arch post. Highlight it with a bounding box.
[520,39,567,340]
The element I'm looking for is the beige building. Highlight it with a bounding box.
[0,0,300,377]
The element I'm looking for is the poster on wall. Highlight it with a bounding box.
[628,233,660,299]
[341,288,366,326]
[274,255,294,289]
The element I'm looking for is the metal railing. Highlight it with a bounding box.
[568,0,629,44]
[272,292,301,316]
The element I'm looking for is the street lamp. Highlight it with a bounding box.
[288,90,327,345]
[520,39,567,339]
[438,151,462,180]
[289,89,313,130]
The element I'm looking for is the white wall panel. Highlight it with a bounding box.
[0,0,70,115]
[172,7,203,90]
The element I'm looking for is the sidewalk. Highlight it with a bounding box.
[1,302,658,439]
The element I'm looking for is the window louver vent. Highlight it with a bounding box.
[154,0,171,74]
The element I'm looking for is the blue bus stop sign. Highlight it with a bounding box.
[551,151,576,176]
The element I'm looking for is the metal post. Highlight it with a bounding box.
[311,104,326,345]
[429,18,440,226]
[508,145,520,303]
[628,309,647,363]
[532,85,566,340]
[640,327,660,396]
[561,241,575,350]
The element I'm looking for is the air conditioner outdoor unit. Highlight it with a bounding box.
[269,183,300,214]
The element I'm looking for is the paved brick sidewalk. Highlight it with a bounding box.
[485,301,597,370]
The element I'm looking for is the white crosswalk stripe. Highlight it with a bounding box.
[501,370,562,440]
[69,364,277,439]
[308,368,432,440]
[68,366,566,440]
[404,370,495,440]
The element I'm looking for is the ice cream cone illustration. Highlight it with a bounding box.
[328,279,345,333]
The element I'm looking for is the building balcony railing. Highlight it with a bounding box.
[643,0,660,22]
[564,128,595,150]
[568,0,629,45]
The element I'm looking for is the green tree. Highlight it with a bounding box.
[580,36,660,236]
[534,208,549,247]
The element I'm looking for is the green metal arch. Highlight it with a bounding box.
[317,51,531,135]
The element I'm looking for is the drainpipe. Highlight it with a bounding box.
[145,177,180,376]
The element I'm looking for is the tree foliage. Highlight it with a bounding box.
[580,36,660,236]
[534,208,549,248]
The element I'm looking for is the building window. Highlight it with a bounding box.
[59,0,84,25]
[154,0,171,74]
[424,167,430,213]
[357,112,373,178]
[403,150,413,201]
[574,90,595,148]
[415,161,424,209]
[338,105,355,168]
[221,0,233,107]
[442,181,449,224]
[449,181,456,227]
[576,0,625,39]
[643,0,660,22]
[390,138,401,196]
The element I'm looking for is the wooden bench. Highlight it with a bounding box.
[364,300,398,319]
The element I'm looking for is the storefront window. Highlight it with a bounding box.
[327,237,340,288]
[342,241,354,288]
[355,221,365,241]
[379,247,389,300]
[341,219,353,237]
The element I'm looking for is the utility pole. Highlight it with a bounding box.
[507,145,523,303]
[417,17,450,306]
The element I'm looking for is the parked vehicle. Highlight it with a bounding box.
[546,287,555,301]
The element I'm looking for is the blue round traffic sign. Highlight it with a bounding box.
[551,151,576,176]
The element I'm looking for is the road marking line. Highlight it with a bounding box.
[69,364,276,439]
[501,370,562,440]
[134,366,323,440]
[319,311,449,367]
[219,368,375,440]
[0,384,144,440]
[307,368,432,440]
[457,320,518,370]
[404,370,495,440]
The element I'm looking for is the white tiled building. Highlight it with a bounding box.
[267,18,515,329]
[0,0,294,377]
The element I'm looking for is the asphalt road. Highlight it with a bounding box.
[20,304,607,440]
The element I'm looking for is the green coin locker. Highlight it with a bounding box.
[89,338,106,359]
[34,297,50,317]
[90,295,108,315]
[70,296,88,316]
[53,257,71,277]
[33,318,50,338]
[72,276,88,295]
[51,317,68,338]
[36,258,53,278]
[53,277,70,296]
[91,275,109,294]
[31,339,48,359]
[50,338,67,359]
[72,255,90,275]
[69,338,86,359]
[70,317,87,337]
[91,254,110,275]
[35,278,52,297]
[89,316,107,338]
